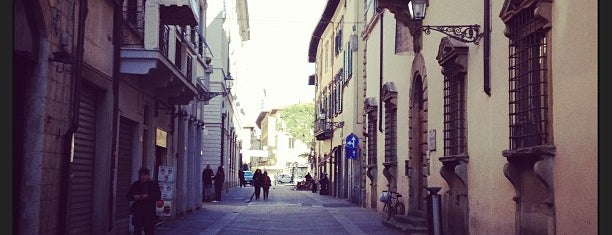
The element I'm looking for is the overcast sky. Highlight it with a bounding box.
[236,0,327,126]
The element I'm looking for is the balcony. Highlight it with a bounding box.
[314,119,333,140]
[120,25,198,105]
[160,0,199,26]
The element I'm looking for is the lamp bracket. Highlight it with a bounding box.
[197,91,224,102]
[328,121,345,128]
[422,24,482,45]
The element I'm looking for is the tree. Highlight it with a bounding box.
[279,103,314,147]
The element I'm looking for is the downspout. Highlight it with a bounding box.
[378,11,384,133]
[59,0,87,233]
[221,112,225,166]
[108,0,123,231]
[484,0,491,96]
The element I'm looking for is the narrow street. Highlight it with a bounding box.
[155,184,403,235]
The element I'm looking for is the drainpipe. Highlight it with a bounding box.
[58,0,87,233]
[108,0,123,231]
[483,0,491,96]
[378,11,384,133]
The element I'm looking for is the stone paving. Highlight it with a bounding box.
[153,184,405,235]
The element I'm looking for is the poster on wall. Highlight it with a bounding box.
[158,181,174,200]
[156,200,172,217]
[158,165,175,183]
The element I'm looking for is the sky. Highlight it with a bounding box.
[235,0,327,126]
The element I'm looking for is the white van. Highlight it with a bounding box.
[276,174,292,184]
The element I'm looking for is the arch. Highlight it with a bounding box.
[407,53,428,216]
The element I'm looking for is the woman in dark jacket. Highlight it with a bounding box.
[252,169,263,200]
[262,171,272,200]
[127,167,162,235]
[212,165,225,201]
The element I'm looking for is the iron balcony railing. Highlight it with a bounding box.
[159,25,170,56]
[122,6,145,46]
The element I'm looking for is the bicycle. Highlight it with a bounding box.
[381,191,405,221]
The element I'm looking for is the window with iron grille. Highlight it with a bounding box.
[384,102,397,163]
[507,5,549,149]
[443,74,467,156]
[367,110,378,166]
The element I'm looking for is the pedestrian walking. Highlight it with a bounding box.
[127,167,162,235]
[319,173,329,195]
[262,171,272,200]
[252,169,263,200]
[238,169,245,188]
[202,165,214,202]
[212,165,225,202]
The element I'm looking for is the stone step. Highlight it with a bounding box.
[394,213,428,227]
[381,217,428,235]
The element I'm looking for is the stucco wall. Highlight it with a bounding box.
[551,0,598,234]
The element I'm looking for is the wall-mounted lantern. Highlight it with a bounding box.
[408,0,483,44]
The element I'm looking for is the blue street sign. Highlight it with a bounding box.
[345,133,359,159]
[345,147,358,159]
[345,133,359,149]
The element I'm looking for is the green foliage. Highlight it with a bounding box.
[279,103,315,146]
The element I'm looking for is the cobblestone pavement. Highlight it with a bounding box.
[153,184,405,235]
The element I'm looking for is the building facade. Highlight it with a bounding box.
[309,0,366,204]
[14,0,249,234]
[255,109,311,179]
[309,0,597,234]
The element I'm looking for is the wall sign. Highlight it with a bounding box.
[428,129,436,151]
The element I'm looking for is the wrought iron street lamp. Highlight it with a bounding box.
[408,0,483,45]
[196,67,234,101]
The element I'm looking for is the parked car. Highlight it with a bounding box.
[276,174,292,184]
[243,170,254,185]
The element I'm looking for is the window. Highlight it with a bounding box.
[175,38,182,69]
[289,138,295,149]
[334,19,343,56]
[365,99,378,166]
[334,71,343,115]
[506,4,549,149]
[382,85,398,163]
[186,55,193,80]
[344,44,353,82]
[127,0,138,25]
[443,74,466,156]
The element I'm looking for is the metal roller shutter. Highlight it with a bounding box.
[115,117,135,234]
[68,84,98,235]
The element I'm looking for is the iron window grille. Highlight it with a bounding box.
[122,1,145,45]
[507,5,549,149]
[443,74,467,156]
[159,25,170,56]
[384,101,397,163]
[367,111,378,166]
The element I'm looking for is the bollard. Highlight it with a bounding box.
[426,187,442,235]
[312,182,317,193]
